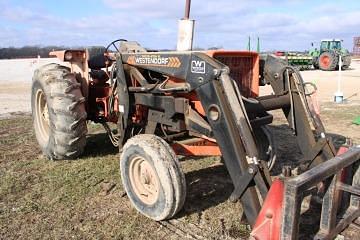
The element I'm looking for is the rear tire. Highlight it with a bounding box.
[319,52,338,71]
[342,55,351,70]
[120,134,186,221]
[31,63,87,160]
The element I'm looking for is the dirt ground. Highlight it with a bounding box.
[0,58,360,239]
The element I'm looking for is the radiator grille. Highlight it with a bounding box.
[215,56,255,97]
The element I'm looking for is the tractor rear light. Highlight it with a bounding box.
[64,51,73,61]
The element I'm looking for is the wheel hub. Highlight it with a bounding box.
[42,104,50,124]
[320,55,330,68]
[129,156,160,205]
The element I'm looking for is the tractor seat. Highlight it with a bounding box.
[89,69,109,83]
[88,53,107,70]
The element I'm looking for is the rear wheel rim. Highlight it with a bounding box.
[320,55,330,68]
[35,89,50,143]
[129,156,160,205]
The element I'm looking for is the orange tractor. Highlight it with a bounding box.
[31,4,360,239]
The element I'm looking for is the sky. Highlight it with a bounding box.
[0,0,359,51]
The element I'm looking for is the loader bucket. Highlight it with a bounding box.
[251,146,360,239]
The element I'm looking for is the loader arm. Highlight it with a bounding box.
[262,55,336,169]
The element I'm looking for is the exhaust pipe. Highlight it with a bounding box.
[177,0,195,51]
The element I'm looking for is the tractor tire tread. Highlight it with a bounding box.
[120,134,186,221]
[32,63,87,160]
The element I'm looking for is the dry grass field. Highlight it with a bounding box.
[0,58,359,239]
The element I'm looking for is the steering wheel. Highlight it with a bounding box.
[103,39,127,77]
[105,39,127,54]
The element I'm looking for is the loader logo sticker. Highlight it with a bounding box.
[191,60,206,74]
[127,55,181,68]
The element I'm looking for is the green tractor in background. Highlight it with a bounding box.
[310,39,351,71]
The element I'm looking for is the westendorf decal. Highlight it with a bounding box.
[127,55,181,68]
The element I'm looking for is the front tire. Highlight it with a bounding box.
[120,134,186,221]
[31,64,87,160]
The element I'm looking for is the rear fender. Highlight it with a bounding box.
[50,50,89,98]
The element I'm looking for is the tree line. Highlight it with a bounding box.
[0,46,106,59]
[0,45,223,59]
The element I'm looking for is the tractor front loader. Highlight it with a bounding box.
[31,40,360,239]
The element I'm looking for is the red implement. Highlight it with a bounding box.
[250,179,284,240]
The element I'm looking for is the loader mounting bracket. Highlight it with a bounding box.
[229,164,258,202]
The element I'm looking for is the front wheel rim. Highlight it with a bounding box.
[129,156,160,205]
